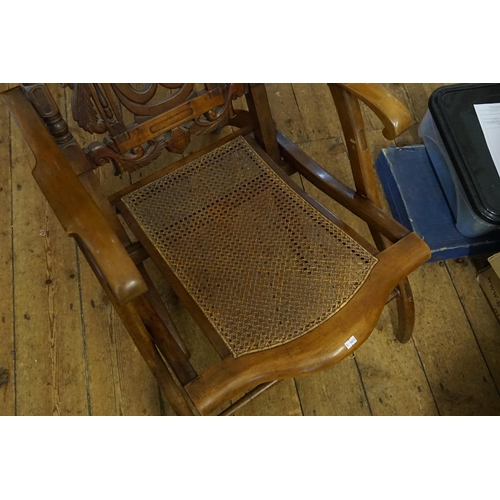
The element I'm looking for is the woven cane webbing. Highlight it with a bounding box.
[122,136,378,357]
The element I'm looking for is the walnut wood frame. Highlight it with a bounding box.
[1,83,430,415]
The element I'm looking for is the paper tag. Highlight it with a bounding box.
[474,103,500,177]
[344,336,357,349]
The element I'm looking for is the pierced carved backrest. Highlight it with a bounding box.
[64,83,246,174]
[20,83,247,176]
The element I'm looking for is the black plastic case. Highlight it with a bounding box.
[429,83,500,224]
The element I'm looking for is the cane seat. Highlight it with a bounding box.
[119,136,378,357]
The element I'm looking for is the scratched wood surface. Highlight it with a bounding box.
[1,83,500,415]
[0,83,14,415]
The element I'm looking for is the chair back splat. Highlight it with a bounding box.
[1,83,430,415]
[72,83,250,174]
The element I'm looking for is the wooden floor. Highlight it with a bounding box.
[1,83,500,416]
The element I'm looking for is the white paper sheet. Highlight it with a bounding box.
[474,103,500,176]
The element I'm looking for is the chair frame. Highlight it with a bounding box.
[1,83,430,415]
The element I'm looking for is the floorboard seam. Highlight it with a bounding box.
[8,99,17,416]
[293,378,305,416]
[290,86,311,146]
[158,385,166,416]
[410,336,441,415]
[353,357,373,416]
[76,247,93,416]
[62,91,93,416]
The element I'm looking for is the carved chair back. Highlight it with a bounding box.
[24,83,249,176]
[70,83,249,174]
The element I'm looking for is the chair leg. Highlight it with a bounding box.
[368,231,416,343]
[138,263,191,358]
[368,232,416,343]
[119,300,196,416]
[77,243,196,415]
[393,278,415,344]
[134,295,198,386]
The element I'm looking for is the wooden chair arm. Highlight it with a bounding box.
[277,131,410,243]
[333,84,412,140]
[1,86,148,306]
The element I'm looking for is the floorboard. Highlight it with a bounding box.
[295,356,372,416]
[0,83,15,415]
[446,258,500,391]
[409,262,500,415]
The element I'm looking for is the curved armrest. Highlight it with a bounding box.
[1,86,148,306]
[337,83,413,140]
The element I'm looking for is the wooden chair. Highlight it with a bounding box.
[1,83,430,415]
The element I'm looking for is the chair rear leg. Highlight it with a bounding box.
[394,278,415,344]
[371,230,416,343]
